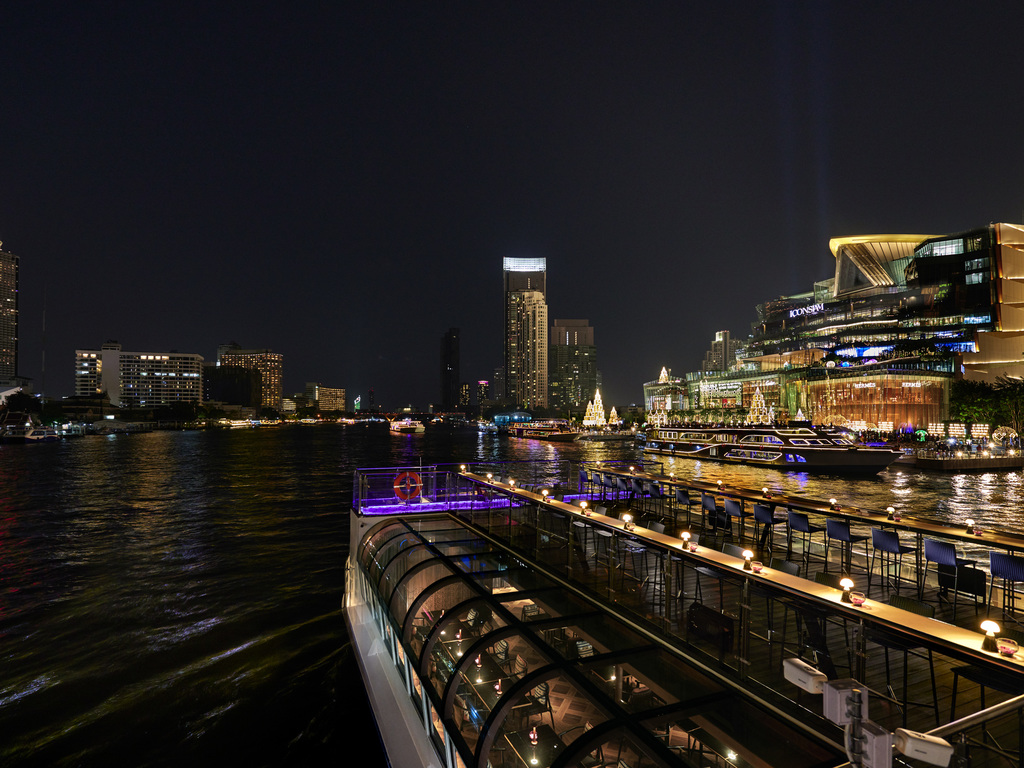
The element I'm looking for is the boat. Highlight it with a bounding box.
[506,419,577,442]
[389,418,425,434]
[343,463,853,768]
[24,426,60,442]
[643,421,903,473]
[574,430,637,442]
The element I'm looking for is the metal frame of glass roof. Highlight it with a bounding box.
[353,512,844,768]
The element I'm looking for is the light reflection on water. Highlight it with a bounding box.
[0,425,1021,766]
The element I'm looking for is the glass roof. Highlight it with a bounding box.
[357,513,842,768]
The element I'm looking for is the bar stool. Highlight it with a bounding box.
[578,468,592,499]
[787,510,826,571]
[615,475,630,501]
[763,558,800,663]
[674,488,694,526]
[594,528,617,586]
[866,595,940,728]
[753,503,787,555]
[825,519,869,575]
[696,543,745,609]
[572,520,593,564]
[988,551,1024,622]
[920,538,977,622]
[723,498,751,542]
[646,481,666,519]
[869,528,914,595]
[701,493,726,534]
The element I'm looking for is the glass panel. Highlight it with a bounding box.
[589,729,661,768]
[359,521,410,575]
[665,697,840,768]
[494,669,608,768]
[394,565,464,641]
[379,543,435,603]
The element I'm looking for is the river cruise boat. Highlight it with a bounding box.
[389,418,425,434]
[506,419,577,442]
[644,422,902,473]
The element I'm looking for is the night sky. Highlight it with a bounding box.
[3,2,1024,410]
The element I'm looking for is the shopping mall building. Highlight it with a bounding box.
[644,222,1024,431]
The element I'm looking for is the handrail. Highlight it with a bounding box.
[928,692,1024,738]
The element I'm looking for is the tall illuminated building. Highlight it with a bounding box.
[0,244,18,382]
[702,330,742,372]
[503,257,548,409]
[217,344,284,411]
[440,327,460,411]
[549,318,598,413]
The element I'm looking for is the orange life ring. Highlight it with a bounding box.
[394,471,423,501]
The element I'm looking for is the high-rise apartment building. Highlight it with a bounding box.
[441,328,460,411]
[702,330,742,372]
[0,244,18,382]
[503,257,548,409]
[217,344,284,410]
[75,341,204,407]
[549,318,598,413]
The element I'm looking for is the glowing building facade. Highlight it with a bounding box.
[675,223,1024,430]
[0,245,17,382]
[503,258,548,409]
[75,341,204,407]
[217,345,284,410]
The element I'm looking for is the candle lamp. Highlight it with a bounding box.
[460,464,467,472]
[623,513,634,531]
[762,487,772,499]
[886,506,895,520]
[840,577,854,603]
[830,498,840,511]
[966,519,975,534]
[509,479,515,488]
[487,473,493,481]
[529,726,539,746]
[981,620,1001,652]
[742,550,754,570]
[717,480,723,490]
[541,489,549,500]
[580,500,590,516]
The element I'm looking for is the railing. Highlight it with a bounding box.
[443,473,1024,764]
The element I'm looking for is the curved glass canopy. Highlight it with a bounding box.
[357,513,840,768]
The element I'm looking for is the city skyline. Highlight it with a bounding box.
[3,4,1024,409]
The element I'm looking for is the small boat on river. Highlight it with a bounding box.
[644,422,902,474]
[389,418,425,434]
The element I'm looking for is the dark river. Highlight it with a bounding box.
[1,424,1021,766]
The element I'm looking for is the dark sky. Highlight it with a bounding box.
[3,2,1024,410]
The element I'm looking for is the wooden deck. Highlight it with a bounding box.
[553,497,1024,767]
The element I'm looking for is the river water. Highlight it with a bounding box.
[1,425,1021,766]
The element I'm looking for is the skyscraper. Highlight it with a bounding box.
[0,244,18,382]
[440,327,460,411]
[549,318,598,413]
[702,330,742,372]
[503,257,548,409]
